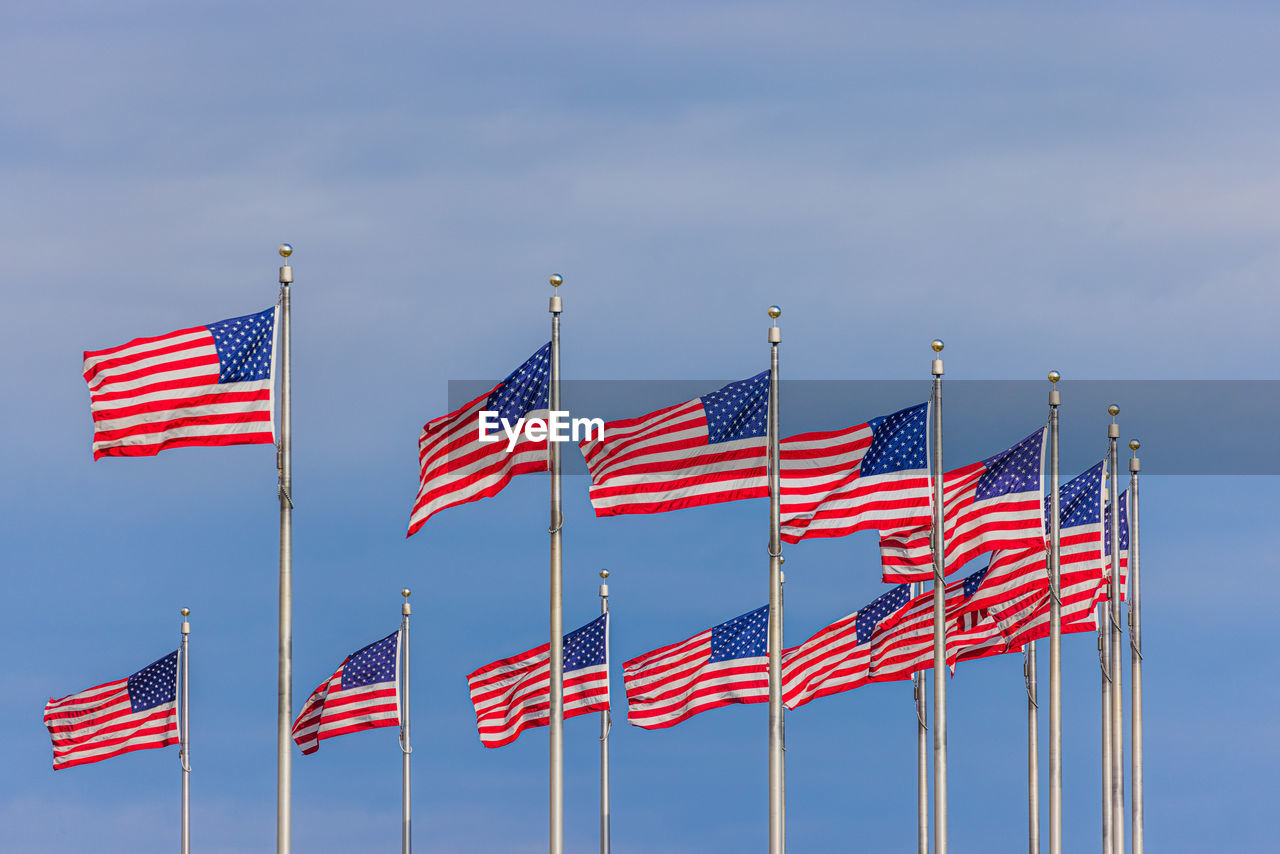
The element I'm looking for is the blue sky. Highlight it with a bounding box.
[2,2,1277,852]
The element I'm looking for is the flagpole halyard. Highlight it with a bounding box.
[401,588,412,854]
[548,274,565,854]
[1107,406,1125,854]
[276,243,294,854]
[180,607,191,854]
[929,339,948,854]
[913,582,927,854]
[1127,441,1143,854]
[1047,372,1063,854]
[767,306,785,854]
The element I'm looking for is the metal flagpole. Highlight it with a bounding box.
[913,583,927,854]
[400,588,413,854]
[1047,372,1062,854]
[1107,406,1124,854]
[767,305,785,854]
[1127,440,1143,854]
[180,607,191,854]
[1025,641,1040,854]
[276,243,294,854]
[929,339,948,854]
[1099,602,1112,854]
[598,570,611,854]
[548,274,565,854]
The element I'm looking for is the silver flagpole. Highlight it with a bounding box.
[548,274,565,854]
[1025,641,1040,854]
[767,305,785,854]
[276,244,294,854]
[1127,440,1143,854]
[1047,372,1062,854]
[913,583,927,854]
[598,570,611,854]
[1099,602,1112,854]
[1107,406,1124,854]
[929,339,948,854]
[400,589,412,854]
[180,607,191,854]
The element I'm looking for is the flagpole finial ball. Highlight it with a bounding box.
[931,339,944,353]
[1129,439,1140,451]
[401,588,411,599]
[549,274,563,287]
[768,306,782,319]
[1107,404,1120,417]
[600,569,610,579]
[278,243,293,258]
[181,608,190,617]
[1048,371,1061,383]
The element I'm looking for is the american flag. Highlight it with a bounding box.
[579,373,769,516]
[82,308,278,459]
[407,343,551,536]
[624,605,769,729]
[879,426,1047,583]
[466,614,609,749]
[43,650,180,770]
[292,632,400,755]
[868,567,1009,681]
[780,585,911,710]
[779,402,932,543]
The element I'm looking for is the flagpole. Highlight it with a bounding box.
[1099,601,1112,854]
[548,274,565,854]
[1105,407,1126,854]
[929,338,948,854]
[913,582,927,854]
[1127,440,1143,854]
[400,588,413,854]
[1025,641,1040,854]
[766,305,785,854]
[1047,371,1062,854]
[598,569,611,854]
[1106,405,1124,854]
[276,243,294,854]
[180,607,191,854]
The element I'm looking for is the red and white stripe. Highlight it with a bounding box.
[43,666,179,770]
[466,638,609,750]
[82,313,277,459]
[291,648,400,756]
[579,397,767,516]
[780,611,893,711]
[879,432,1046,583]
[779,423,932,543]
[407,390,548,536]
[868,583,1008,681]
[623,624,768,729]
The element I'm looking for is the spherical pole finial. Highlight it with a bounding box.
[181,607,190,617]
[401,588,411,599]
[931,339,945,353]
[549,273,563,287]
[767,305,782,320]
[1048,370,1061,383]
[1128,439,1140,452]
[1107,404,1120,418]
[278,243,293,258]
[600,569,610,580]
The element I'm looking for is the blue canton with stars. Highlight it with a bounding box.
[484,343,552,432]
[700,371,769,444]
[1105,489,1130,556]
[963,565,991,600]
[562,614,608,672]
[709,605,769,663]
[207,307,276,383]
[861,403,929,477]
[855,584,910,645]
[1053,461,1104,531]
[340,632,399,690]
[974,428,1045,501]
[127,650,178,713]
